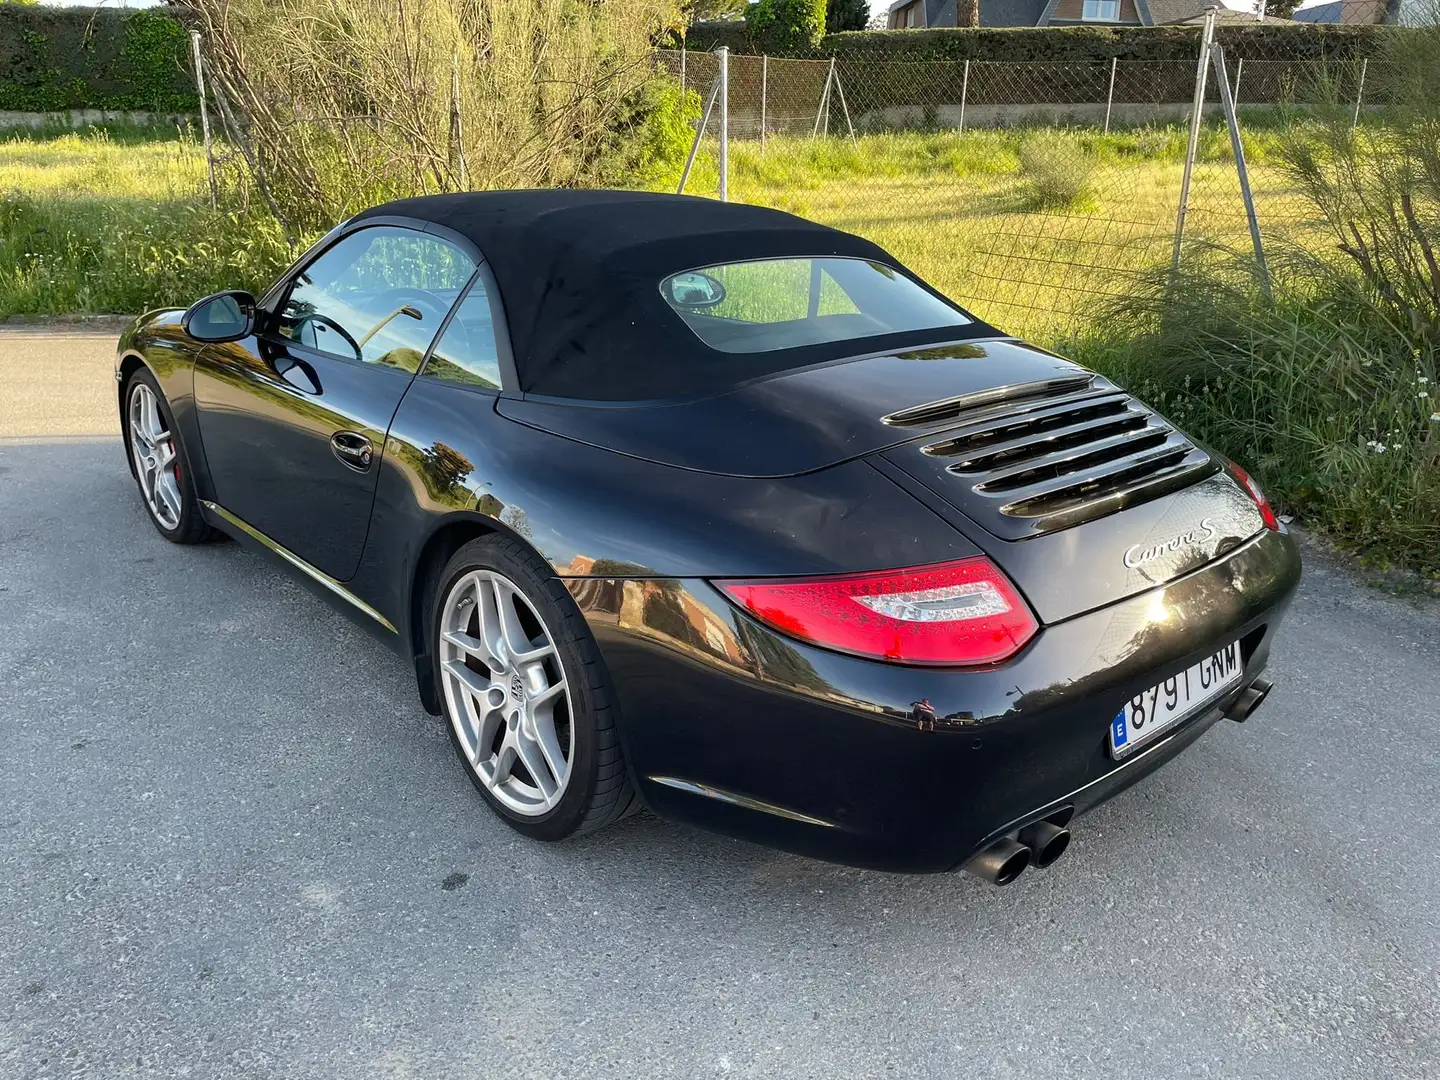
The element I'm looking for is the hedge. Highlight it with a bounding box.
[0,6,196,114]
[682,22,1385,62]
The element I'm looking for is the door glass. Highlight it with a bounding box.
[275,226,475,373]
[421,278,503,390]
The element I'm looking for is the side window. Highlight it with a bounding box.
[275,226,475,373]
[421,277,503,390]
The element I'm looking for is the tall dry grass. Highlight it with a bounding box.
[179,0,685,235]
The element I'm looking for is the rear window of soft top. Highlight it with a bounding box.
[659,257,971,354]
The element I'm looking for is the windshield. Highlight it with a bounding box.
[659,257,971,354]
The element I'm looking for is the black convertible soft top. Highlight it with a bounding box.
[353,190,993,401]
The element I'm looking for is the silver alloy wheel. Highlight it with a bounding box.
[128,381,183,531]
[439,569,574,816]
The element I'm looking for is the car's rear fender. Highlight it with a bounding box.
[565,526,1301,873]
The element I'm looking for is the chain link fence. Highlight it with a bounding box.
[660,7,1396,341]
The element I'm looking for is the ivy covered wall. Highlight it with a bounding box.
[0,6,196,113]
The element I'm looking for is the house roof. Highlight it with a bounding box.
[1142,0,1219,23]
[983,0,1049,24]
[1166,6,1281,21]
[888,0,1046,24]
[1291,0,1387,21]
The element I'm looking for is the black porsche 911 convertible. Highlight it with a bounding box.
[116,190,1299,883]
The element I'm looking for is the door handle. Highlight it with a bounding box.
[330,431,374,472]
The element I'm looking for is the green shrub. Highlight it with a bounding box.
[1017,132,1096,211]
[597,77,703,189]
[746,0,827,55]
[821,24,1383,62]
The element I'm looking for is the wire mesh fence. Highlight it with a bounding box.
[661,21,1392,341]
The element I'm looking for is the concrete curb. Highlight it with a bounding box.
[2,315,134,333]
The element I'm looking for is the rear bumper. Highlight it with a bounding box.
[568,527,1301,874]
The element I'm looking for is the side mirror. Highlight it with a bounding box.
[182,290,257,343]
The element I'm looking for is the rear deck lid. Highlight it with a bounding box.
[877,377,1268,622]
[496,338,1080,477]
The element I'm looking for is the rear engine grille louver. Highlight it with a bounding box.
[888,376,1219,537]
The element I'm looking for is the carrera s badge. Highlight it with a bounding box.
[1124,518,1218,569]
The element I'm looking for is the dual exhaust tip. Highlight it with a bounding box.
[966,819,1071,886]
[969,673,1276,886]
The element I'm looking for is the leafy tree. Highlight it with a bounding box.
[746,0,826,52]
[418,441,474,501]
[825,0,869,33]
[1265,0,1301,17]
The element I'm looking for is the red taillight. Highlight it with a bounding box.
[716,557,1038,667]
[1227,461,1280,531]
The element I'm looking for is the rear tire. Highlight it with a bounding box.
[123,368,212,545]
[432,535,637,840]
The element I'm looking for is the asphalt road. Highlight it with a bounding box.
[2,330,1438,1079]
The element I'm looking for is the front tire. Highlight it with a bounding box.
[432,535,636,841]
[124,368,212,544]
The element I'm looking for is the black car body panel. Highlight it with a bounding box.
[565,529,1298,872]
[113,190,1302,874]
[192,334,416,581]
[495,338,1076,477]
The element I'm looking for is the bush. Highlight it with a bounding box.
[1017,132,1096,211]
[188,0,683,236]
[0,6,196,113]
[595,78,703,190]
[746,0,827,54]
[821,24,1384,62]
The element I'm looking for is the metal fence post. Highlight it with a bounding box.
[1232,56,1244,106]
[680,46,686,97]
[1103,57,1117,134]
[760,54,768,153]
[812,61,834,138]
[1171,6,1217,276]
[1353,58,1368,129]
[833,62,858,145]
[677,77,720,196]
[958,59,970,134]
[1211,45,1270,299]
[189,30,217,210]
[717,46,729,202]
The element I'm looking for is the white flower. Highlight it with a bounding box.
[1419,391,1430,399]
[1420,377,1430,385]
[1431,412,1440,423]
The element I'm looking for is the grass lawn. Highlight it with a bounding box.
[715,127,1319,342]
[0,120,1316,342]
[2,121,1429,572]
[0,126,291,317]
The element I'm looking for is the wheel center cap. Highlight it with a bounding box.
[510,672,525,701]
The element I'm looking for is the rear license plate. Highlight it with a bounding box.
[1109,641,1244,759]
